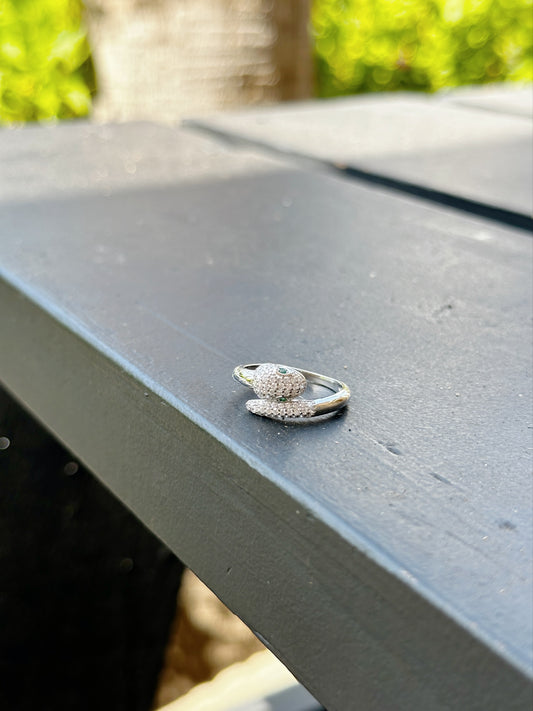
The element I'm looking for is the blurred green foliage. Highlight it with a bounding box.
[312,0,533,95]
[0,0,94,123]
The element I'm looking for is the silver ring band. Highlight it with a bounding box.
[233,363,350,420]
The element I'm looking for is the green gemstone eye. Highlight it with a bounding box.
[278,397,287,402]
[278,367,288,374]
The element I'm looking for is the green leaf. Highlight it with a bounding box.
[0,0,93,123]
[313,0,533,95]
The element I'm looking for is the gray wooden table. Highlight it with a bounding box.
[0,88,532,711]
[188,89,533,228]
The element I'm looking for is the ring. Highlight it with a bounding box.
[233,363,350,421]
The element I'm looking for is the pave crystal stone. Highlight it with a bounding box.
[252,363,307,400]
[246,397,316,420]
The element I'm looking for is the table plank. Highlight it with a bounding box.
[440,83,533,119]
[0,122,531,711]
[186,92,533,223]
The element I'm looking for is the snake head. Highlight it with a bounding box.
[252,363,307,400]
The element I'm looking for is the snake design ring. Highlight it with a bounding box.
[233,363,350,421]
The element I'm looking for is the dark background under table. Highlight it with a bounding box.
[0,384,183,711]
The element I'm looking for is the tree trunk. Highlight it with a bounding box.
[85,0,313,122]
